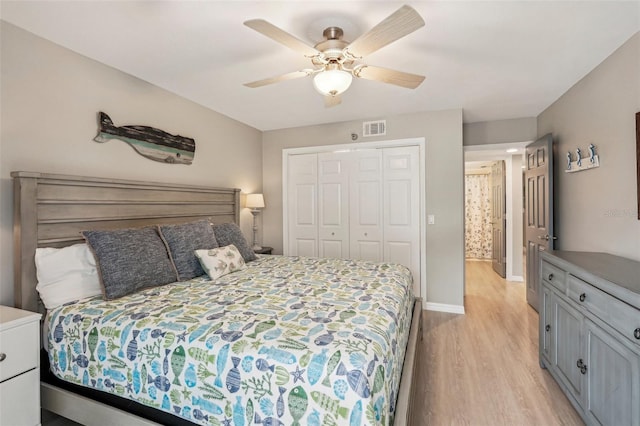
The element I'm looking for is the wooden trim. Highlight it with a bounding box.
[425,302,466,314]
[12,171,240,313]
[394,297,423,426]
[41,383,160,426]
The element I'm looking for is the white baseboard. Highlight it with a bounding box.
[425,302,465,315]
[507,275,524,282]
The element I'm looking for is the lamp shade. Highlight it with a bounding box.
[313,69,353,96]
[246,193,265,209]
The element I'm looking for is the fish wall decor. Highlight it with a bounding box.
[94,112,195,164]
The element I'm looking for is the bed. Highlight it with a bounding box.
[12,171,422,426]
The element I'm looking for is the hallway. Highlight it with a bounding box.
[412,261,583,425]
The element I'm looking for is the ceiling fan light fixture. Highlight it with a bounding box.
[313,69,352,96]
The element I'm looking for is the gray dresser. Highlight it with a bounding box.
[539,251,640,426]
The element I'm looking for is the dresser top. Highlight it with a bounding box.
[544,250,640,306]
[0,305,41,331]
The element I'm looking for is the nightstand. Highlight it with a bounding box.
[0,305,41,426]
[254,246,273,255]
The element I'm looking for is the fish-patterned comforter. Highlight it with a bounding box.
[46,255,414,426]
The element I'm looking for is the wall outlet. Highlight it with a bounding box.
[428,214,435,225]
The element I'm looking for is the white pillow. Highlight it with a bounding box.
[35,243,102,309]
[194,244,246,280]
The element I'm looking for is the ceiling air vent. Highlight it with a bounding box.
[363,120,386,137]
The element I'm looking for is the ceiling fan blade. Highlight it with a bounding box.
[244,70,311,88]
[324,94,342,108]
[345,5,425,59]
[355,65,425,89]
[244,19,321,58]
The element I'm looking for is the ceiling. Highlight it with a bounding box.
[1,1,638,131]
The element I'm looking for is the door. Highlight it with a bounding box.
[287,154,318,256]
[584,319,640,426]
[525,134,554,311]
[350,149,384,262]
[490,161,506,278]
[383,146,421,295]
[540,286,555,365]
[318,152,350,259]
[554,296,584,406]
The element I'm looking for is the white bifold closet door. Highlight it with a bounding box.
[287,153,318,257]
[350,149,384,262]
[286,146,420,296]
[318,152,350,259]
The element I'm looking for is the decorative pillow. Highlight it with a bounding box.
[82,226,178,300]
[35,243,102,309]
[194,244,246,281]
[212,222,257,262]
[158,220,219,280]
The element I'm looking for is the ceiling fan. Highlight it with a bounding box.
[243,5,426,107]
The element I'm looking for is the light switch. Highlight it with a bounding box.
[428,214,435,225]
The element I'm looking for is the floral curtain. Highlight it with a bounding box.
[465,174,492,259]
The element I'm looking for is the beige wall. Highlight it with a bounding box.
[263,109,465,308]
[537,32,640,261]
[464,117,537,146]
[0,23,263,306]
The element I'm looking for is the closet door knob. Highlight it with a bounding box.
[579,293,586,302]
[547,273,554,281]
[545,324,551,332]
[331,232,335,236]
[634,328,640,340]
[364,233,368,237]
[0,353,6,362]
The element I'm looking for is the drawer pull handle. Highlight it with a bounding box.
[0,353,5,362]
[634,328,640,340]
[579,293,586,302]
[545,324,551,332]
[577,358,587,374]
[547,273,554,281]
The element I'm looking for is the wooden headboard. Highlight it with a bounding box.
[12,171,240,313]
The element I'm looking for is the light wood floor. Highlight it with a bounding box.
[411,261,584,425]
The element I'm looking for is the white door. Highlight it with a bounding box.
[318,152,350,259]
[287,153,318,257]
[350,149,384,262]
[383,146,421,295]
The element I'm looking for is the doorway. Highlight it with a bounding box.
[464,141,528,282]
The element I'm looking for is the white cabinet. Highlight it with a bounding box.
[285,145,422,297]
[0,305,41,426]
[539,251,640,426]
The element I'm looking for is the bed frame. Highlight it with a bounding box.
[12,171,422,426]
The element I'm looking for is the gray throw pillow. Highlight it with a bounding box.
[83,226,178,300]
[212,223,257,262]
[158,220,219,280]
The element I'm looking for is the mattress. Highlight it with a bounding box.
[46,255,414,425]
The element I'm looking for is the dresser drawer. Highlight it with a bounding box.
[568,275,640,346]
[541,260,566,293]
[0,368,40,426]
[0,321,39,382]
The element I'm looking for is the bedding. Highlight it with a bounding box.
[159,220,219,281]
[35,243,102,309]
[212,223,258,262]
[195,244,246,280]
[46,255,414,426]
[83,226,178,299]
